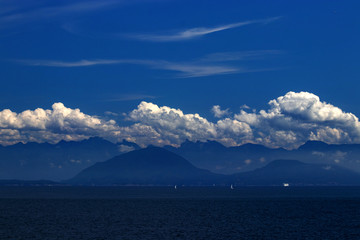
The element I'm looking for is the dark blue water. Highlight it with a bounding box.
[0,187,359,239]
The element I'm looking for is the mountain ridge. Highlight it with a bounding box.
[2,138,360,180]
[68,148,360,186]
[68,146,223,185]
[0,137,140,181]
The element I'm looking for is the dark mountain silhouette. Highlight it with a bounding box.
[297,140,331,151]
[1,145,359,186]
[68,147,360,186]
[165,140,360,174]
[68,147,223,185]
[2,138,360,181]
[164,140,289,174]
[231,159,360,186]
[0,137,139,181]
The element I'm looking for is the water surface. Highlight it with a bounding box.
[0,187,359,239]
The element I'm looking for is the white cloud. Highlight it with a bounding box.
[211,105,230,118]
[0,103,120,145]
[127,101,218,145]
[234,91,360,148]
[268,91,358,123]
[1,91,360,149]
[216,118,252,139]
[123,102,252,147]
[126,17,280,42]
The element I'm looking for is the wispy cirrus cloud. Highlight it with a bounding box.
[125,17,281,42]
[0,1,120,27]
[200,50,283,62]
[16,58,242,78]
[23,50,282,69]
[154,61,239,77]
[16,49,282,78]
[17,59,122,67]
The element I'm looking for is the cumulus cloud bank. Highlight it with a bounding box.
[234,91,360,147]
[1,91,360,149]
[126,101,252,146]
[0,103,120,145]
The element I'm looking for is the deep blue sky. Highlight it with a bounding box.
[1,0,360,148]
[1,0,359,116]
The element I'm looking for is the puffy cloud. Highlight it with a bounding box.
[124,102,252,147]
[272,92,346,120]
[234,91,360,148]
[0,103,120,145]
[215,118,253,146]
[127,101,217,145]
[1,91,360,149]
[211,105,230,118]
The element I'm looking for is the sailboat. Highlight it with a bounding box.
[230,184,234,190]
[174,185,177,189]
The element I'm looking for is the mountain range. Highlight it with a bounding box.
[68,147,360,186]
[0,137,139,180]
[1,137,360,182]
[165,140,360,174]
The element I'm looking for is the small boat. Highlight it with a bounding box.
[174,185,177,189]
[283,183,289,187]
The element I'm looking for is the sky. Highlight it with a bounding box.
[1,0,360,149]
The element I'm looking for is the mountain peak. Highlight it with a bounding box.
[299,141,329,150]
[68,147,219,185]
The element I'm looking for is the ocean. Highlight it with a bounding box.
[0,186,359,239]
